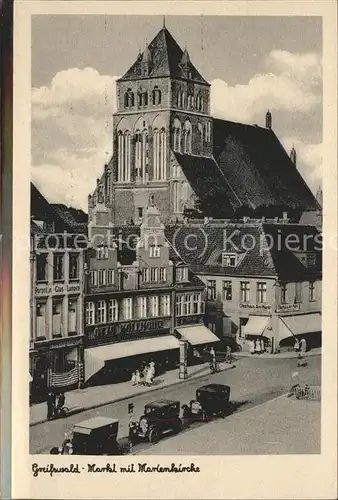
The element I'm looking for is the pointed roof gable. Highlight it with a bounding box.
[119,28,209,85]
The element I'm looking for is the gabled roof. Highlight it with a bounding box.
[213,119,319,213]
[165,222,322,281]
[174,153,241,217]
[51,204,88,234]
[119,28,209,85]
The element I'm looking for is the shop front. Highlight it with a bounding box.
[278,312,322,350]
[83,317,179,385]
[175,323,220,364]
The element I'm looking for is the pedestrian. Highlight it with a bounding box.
[255,338,261,355]
[249,339,255,355]
[149,361,156,381]
[300,337,307,354]
[294,338,300,353]
[145,366,153,386]
[52,392,57,418]
[142,364,148,384]
[131,372,137,386]
[46,392,54,420]
[210,347,216,368]
[181,404,190,428]
[225,345,232,363]
[260,338,265,354]
[135,369,141,386]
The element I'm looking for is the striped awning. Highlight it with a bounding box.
[49,366,79,388]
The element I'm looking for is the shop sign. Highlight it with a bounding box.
[276,303,300,313]
[35,282,81,296]
[85,317,170,346]
[176,315,202,326]
[239,303,272,311]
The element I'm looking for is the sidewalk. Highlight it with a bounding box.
[235,347,321,359]
[30,361,235,427]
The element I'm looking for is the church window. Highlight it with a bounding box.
[205,121,211,142]
[117,130,131,182]
[173,118,182,153]
[196,94,204,112]
[197,122,203,141]
[177,90,185,108]
[138,90,148,107]
[105,172,111,202]
[187,93,194,108]
[152,86,162,105]
[153,128,166,181]
[124,89,135,108]
[135,129,148,181]
[183,120,192,154]
[173,181,182,213]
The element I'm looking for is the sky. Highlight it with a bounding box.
[31,15,322,211]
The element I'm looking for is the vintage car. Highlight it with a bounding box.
[185,384,231,422]
[51,416,121,455]
[129,399,182,444]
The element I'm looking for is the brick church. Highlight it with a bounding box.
[88,23,319,226]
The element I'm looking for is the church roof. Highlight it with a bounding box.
[119,28,209,85]
[212,118,319,214]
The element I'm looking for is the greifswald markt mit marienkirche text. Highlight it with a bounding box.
[31,462,201,477]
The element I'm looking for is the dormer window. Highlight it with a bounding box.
[306,253,316,267]
[96,245,109,259]
[222,252,238,267]
[176,267,188,282]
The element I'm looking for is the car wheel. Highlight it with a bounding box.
[148,428,159,444]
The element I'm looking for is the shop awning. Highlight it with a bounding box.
[84,335,180,382]
[279,313,322,342]
[176,325,219,346]
[242,316,269,337]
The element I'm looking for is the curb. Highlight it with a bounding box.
[234,351,321,359]
[30,364,236,427]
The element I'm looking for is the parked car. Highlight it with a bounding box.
[185,384,231,422]
[51,416,121,455]
[129,399,182,444]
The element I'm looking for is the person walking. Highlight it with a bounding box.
[255,338,261,355]
[131,372,137,386]
[294,338,300,353]
[225,345,232,363]
[135,369,141,386]
[260,338,265,354]
[210,347,216,369]
[145,366,153,386]
[300,338,307,354]
[46,392,54,420]
[249,339,255,355]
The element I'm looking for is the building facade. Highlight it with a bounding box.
[83,202,214,385]
[30,184,87,400]
[166,220,322,353]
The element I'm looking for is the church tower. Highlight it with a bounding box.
[89,24,212,225]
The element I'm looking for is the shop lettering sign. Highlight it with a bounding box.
[239,303,271,311]
[276,303,300,313]
[176,315,202,326]
[35,282,81,296]
[86,318,169,345]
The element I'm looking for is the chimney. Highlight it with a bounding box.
[290,146,297,167]
[266,110,272,130]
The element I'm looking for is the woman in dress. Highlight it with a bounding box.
[255,338,261,355]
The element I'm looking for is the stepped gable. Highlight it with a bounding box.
[119,28,209,85]
[213,118,319,212]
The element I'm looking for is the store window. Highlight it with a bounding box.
[150,296,159,317]
[240,281,250,302]
[85,302,95,326]
[53,254,64,281]
[256,282,267,304]
[108,299,118,322]
[52,299,63,336]
[222,281,232,301]
[36,302,47,337]
[161,295,170,316]
[96,300,107,324]
[123,298,133,320]
[207,280,216,300]
[280,283,287,304]
[36,254,48,282]
[239,317,249,338]
[68,298,77,334]
[295,282,302,303]
[309,281,316,302]
[69,253,79,280]
[137,296,147,319]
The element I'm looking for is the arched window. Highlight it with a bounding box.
[135,129,148,181]
[173,118,182,153]
[187,93,194,108]
[153,128,166,180]
[138,90,148,107]
[197,122,203,141]
[205,121,211,142]
[196,94,204,112]
[152,86,162,105]
[177,90,185,108]
[124,89,134,108]
[105,172,111,202]
[117,130,131,182]
[124,92,129,108]
[173,181,181,213]
[183,120,192,154]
